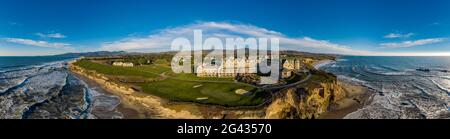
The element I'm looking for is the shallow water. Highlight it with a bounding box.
[320,56,450,119]
[0,57,121,119]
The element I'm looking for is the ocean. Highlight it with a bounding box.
[0,56,122,119]
[1,56,449,119]
[0,56,76,71]
[320,56,450,119]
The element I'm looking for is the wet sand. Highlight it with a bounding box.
[313,59,373,119]
[72,73,142,119]
[319,81,373,119]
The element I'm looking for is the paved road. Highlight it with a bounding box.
[262,72,312,91]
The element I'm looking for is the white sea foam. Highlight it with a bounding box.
[336,59,348,62]
[0,58,124,119]
[431,79,450,94]
[337,75,366,84]
[0,76,27,93]
[332,57,450,119]
[313,60,335,70]
[441,76,450,80]
[364,66,412,76]
[0,57,75,74]
[380,71,412,76]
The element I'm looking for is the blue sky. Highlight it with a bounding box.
[1,0,450,56]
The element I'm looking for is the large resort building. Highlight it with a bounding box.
[112,61,134,67]
[196,56,307,79]
[196,57,260,77]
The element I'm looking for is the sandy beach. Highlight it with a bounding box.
[310,59,374,119]
[72,73,143,119]
[319,81,373,119]
[313,60,335,70]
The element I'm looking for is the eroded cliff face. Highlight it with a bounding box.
[265,80,345,119]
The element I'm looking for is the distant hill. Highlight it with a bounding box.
[280,50,338,58]
[54,51,129,57]
[54,50,337,60]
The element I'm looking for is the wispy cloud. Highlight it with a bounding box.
[101,21,369,55]
[35,33,67,39]
[384,32,415,39]
[8,22,22,26]
[430,22,441,26]
[380,38,446,48]
[4,38,72,50]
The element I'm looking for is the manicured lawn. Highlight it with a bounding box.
[137,79,264,106]
[134,65,171,74]
[74,60,162,78]
[74,59,267,106]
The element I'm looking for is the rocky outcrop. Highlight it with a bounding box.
[265,80,345,119]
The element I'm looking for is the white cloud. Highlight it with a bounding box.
[430,22,441,26]
[101,21,369,55]
[384,33,415,39]
[35,33,67,39]
[380,38,446,48]
[4,38,72,50]
[8,22,22,26]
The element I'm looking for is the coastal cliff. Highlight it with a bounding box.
[265,79,345,119]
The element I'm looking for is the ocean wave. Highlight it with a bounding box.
[0,65,29,71]
[0,58,75,73]
[0,57,126,119]
[330,63,340,68]
[440,76,450,80]
[0,59,73,95]
[0,76,28,94]
[351,66,362,74]
[0,61,70,79]
[330,57,450,119]
[412,83,433,99]
[430,79,450,94]
[348,66,371,79]
[337,75,366,84]
[378,65,401,72]
[336,59,348,62]
[79,76,123,119]
[379,72,412,76]
[314,60,335,69]
[363,66,412,76]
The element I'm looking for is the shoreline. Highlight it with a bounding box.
[319,80,373,119]
[312,59,374,119]
[71,73,142,119]
[313,59,335,70]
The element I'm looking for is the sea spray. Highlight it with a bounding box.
[0,57,123,119]
[323,56,450,119]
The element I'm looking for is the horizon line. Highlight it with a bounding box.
[2,50,450,57]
